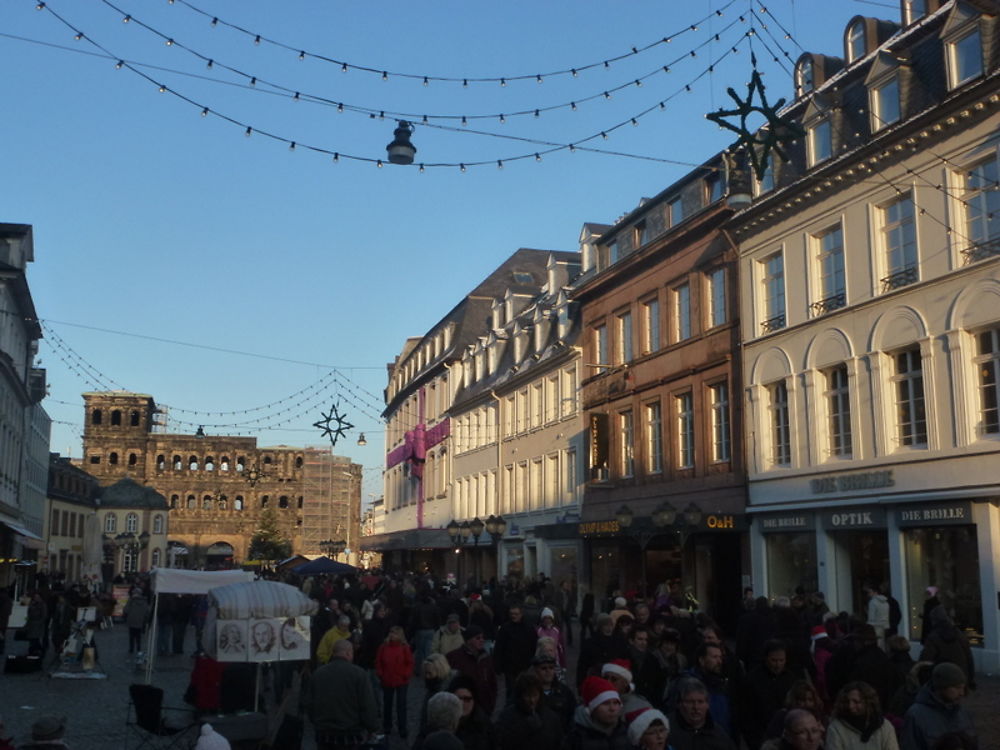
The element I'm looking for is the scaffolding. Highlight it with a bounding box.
[300,448,362,561]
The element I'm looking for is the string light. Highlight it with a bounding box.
[245,126,252,136]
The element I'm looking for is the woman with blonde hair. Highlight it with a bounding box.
[825,681,898,750]
[420,653,454,730]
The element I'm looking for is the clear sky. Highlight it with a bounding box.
[1,0,886,503]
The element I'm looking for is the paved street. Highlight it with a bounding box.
[2,623,999,749]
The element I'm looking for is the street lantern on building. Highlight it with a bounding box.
[615,502,702,595]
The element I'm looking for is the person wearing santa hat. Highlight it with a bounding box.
[603,659,653,714]
[564,676,630,750]
[626,707,669,750]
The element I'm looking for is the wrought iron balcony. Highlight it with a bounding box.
[760,314,786,333]
[962,239,1000,265]
[880,266,918,293]
[809,292,846,317]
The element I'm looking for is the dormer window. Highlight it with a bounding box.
[847,20,866,62]
[948,27,983,87]
[754,157,775,196]
[634,220,648,248]
[608,240,619,265]
[668,196,684,226]
[808,119,833,166]
[871,76,900,130]
[795,58,814,97]
[903,0,927,25]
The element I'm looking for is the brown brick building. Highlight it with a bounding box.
[80,392,361,568]
[572,154,749,628]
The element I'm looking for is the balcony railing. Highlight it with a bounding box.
[810,292,846,317]
[880,265,919,293]
[760,314,786,333]
[962,239,1000,265]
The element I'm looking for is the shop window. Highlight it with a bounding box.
[766,532,818,598]
[975,327,1000,434]
[892,347,927,447]
[904,525,982,643]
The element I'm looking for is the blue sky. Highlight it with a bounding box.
[1,0,882,502]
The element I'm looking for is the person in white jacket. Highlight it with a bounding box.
[864,586,890,650]
[825,681,898,750]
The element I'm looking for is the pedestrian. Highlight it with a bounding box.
[412,692,464,750]
[625,707,669,750]
[864,587,890,650]
[918,608,975,688]
[824,681,897,750]
[24,592,48,657]
[410,590,440,667]
[919,588,941,645]
[18,715,69,750]
[304,639,379,750]
[536,607,565,667]
[375,625,413,740]
[557,580,577,647]
[563,675,630,750]
[49,593,75,657]
[421,653,454,730]
[577,613,628,687]
[432,613,466,657]
[603,659,652,715]
[579,592,596,643]
[316,614,354,665]
[123,587,150,655]
[667,678,736,750]
[447,624,498,715]
[760,709,824,750]
[740,640,803,750]
[900,663,976,750]
[493,604,538,702]
[533,652,576,730]
[762,679,827,743]
[449,674,496,750]
[494,671,563,750]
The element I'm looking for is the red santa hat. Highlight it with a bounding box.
[626,707,669,746]
[810,625,827,641]
[580,676,620,713]
[602,658,634,689]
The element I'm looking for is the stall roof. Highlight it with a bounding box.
[151,568,254,595]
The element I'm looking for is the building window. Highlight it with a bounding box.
[594,324,609,372]
[186,495,195,509]
[809,119,832,165]
[674,283,691,341]
[948,27,983,87]
[881,194,919,289]
[125,513,138,533]
[634,220,649,247]
[761,252,786,333]
[770,380,791,466]
[961,156,1000,263]
[111,410,122,426]
[706,174,724,203]
[203,495,213,510]
[189,456,199,471]
[504,395,516,436]
[153,514,164,534]
[642,297,660,354]
[975,327,1000,435]
[903,0,927,24]
[90,455,100,464]
[707,268,727,328]
[235,496,244,510]
[561,366,577,417]
[795,58,814,96]
[109,452,118,466]
[151,548,161,568]
[130,410,140,426]
[893,347,928,447]
[871,77,900,130]
[517,388,528,433]
[669,196,684,226]
[645,401,663,474]
[847,20,866,62]
[128,453,137,466]
[607,241,619,266]
[616,310,633,363]
[755,158,775,196]
[531,383,543,428]
[619,410,635,477]
[545,375,559,423]
[564,449,578,503]
[676,393,695,469]
[156,454,165,471]
[123,548,137,574]
[813,225,846,315]
[710,382,731,462]
[91,409,102,425]
[170,494,178,509]
[105,513,117,533]
[826,364,853,457]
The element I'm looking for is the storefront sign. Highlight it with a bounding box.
[896,502,973,526]
[578,520,620,536]
[703,514,746,530]
[821,507,886,529]
[759,514,814,531]
[810,470,894,494]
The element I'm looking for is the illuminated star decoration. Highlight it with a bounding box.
[706,56,804,180]
[313,401,354,448]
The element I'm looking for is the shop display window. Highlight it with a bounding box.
[903,525,983,644]
[766,533,817,598]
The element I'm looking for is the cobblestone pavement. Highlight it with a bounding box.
[2,625,998,749]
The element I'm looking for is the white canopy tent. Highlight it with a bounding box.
[144,569,255,682]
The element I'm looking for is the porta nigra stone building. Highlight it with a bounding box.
[80,391,361,568]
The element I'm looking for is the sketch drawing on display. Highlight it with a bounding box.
[249,619,279,662]
[217,620,248,662]
[279,616,310,659]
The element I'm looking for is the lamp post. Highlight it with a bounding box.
[615,502,702,598]
[320,539,347,560]
[447,516,506,587]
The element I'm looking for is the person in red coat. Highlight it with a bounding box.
[376,625,415,739]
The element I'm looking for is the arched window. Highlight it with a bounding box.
[170,494,179,509]
[125,513,138,533]
[295,456,303,469]
[186,495,196,510]
[279,496,289,509]
[153,514,164,534]
[202,495,213,510]
[173,455,182,470]
[205,457,215,471]
[111,410,122,426]
[189,456,199,471]
[236,457,246,472]
[130,410,140,426]
[220,457,230,471]
[109,452,119,465]
[847,20,866,62]
[151,548,161,567]
[795,58,814,96]
[91,409,103,425]
[157,455,166,471]
[234,496,244,510]
[263,456,272,465]
[297,496,304,509]
[104,513,117,533]
[218,496,228,510]
[128,453,138,466]
[261,495,269,508]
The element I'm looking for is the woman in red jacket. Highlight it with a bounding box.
[375,625,414,739]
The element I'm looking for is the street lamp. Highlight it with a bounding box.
[320,539,346,559]
[615,502,702,597]
[484,514,507,543]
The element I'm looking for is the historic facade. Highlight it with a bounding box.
[44,453,101,581]
[729,0,1000,668]
[80,391,361,567]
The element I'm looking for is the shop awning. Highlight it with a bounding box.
[0,518,43,541]
[360,528,455,552]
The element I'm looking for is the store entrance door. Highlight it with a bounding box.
[829,530,889,617]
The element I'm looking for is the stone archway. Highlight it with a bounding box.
[205,541,236,570]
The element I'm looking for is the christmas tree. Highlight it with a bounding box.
[248,506,292,562]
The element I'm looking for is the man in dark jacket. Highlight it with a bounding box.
[669,678,737,750]
[493,604,537,701]
[825,624,893,709]
[305,639,379,749]
[739,640,802,750]
[665,643,736,742]
[533,653,576,730]
[447,625,498,714]
[577,613,628,688]
[901,662,976,750]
